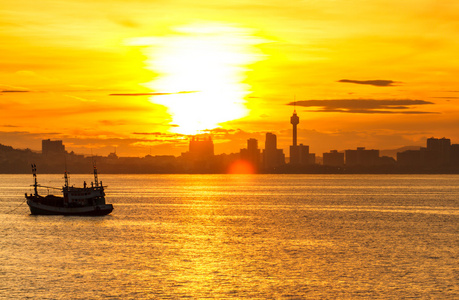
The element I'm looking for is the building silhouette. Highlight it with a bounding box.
[288,109,315,165]
[42,139,65,157]
[451,144,459,166]
[291,109,299,147]
[189,135,214,158]
[427,137,451,165]
[397,137,458,169]
[178,135,215,172]
[290,144,314,165]
[289,109,300,164]
[397,149,428,167]
[262,133,285,170]
[345,147,379,167]
[323,150,345,167]
[240,138,261,171]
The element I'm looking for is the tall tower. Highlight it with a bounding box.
[290,109,299,146]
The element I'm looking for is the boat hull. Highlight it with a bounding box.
[27,199,113,216]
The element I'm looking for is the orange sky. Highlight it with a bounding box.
[1,0,459,157]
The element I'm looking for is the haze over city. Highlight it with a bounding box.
[1,1,459,157]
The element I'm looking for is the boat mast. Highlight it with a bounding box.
[93,163,99,187]
[31,164,38,196]
[64,170,69,189]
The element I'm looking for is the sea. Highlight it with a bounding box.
[0,174,458,299]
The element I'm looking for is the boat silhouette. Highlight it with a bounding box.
[25,164,113,216]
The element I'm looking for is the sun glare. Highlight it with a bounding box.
[128,24,265,135]
[227,160,256,174]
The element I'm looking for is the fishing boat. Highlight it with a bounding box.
[25,164,113,216]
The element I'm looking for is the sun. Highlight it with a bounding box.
[128,23,265,135]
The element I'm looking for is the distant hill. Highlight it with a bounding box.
[380,146,422,158]
[0,143,38,154]
[0,143,15,152]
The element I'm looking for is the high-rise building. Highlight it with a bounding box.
[397,137,454,168]
[42,139,65,157]
[240,138,261,170]
[188,135,214,159]
[290,144,311,164]
[262,133,285,170]
[265,132,277,150]
[426,137,451,165]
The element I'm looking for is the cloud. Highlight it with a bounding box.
[1,90,30,93]
[132,132,164,136]
[132,131,184,136]
[288,99,437,114]
[338,79,400,87]
[203,128,237,133]
[110,91,198,96]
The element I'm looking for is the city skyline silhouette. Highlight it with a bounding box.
[1,2,458,299]
[2,1,459,158]
[1,127,458,174]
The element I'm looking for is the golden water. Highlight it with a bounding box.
[1,174,458,299]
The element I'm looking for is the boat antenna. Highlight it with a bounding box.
[31,164,38,196]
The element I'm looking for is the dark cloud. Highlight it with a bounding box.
[132,128,239,139]
[338,79,399,87]
[132,132,164,136]
[288,99,437,114]
[132,132,184,136]
[311,109,434,114]
[1,90,30,93]
[110,91,198,96]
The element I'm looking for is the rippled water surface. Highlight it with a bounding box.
[1,174,458,299]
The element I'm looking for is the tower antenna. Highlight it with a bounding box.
[294,95,296,112]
